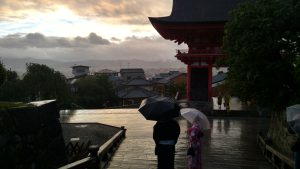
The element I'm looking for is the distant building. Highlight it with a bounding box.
[117,68,158,106]
[95,69,118,77]
[125,78,153,91]
[120,68,145,81]
[117,70,157,106]
[151,71,180,81]
[152,71,187,98]
[117,87,157,106]
[71,65,90,77]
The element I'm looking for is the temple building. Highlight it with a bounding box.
[149,0,244,107]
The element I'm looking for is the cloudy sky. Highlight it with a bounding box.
[0,0,187,62]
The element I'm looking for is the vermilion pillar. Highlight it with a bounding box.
[208,63,213,100]
[187,65,191,100]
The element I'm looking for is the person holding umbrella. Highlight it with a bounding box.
[180,108,210,169]
[153,119,180,169]
[138,96,181,169]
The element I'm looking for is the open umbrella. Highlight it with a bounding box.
[287,104,300,122]
[286,104,300,134]
[180,108,210,130]
[138,96,179,121]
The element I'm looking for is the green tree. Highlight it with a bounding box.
[5,69,18,81]
[0,78,24,102]
[223,0,300,111]
[0,63,24,101]
[22,63,71,102]
[0,62,5,86]
[73,75,117,108]
[165,82,186,99]
[222,0,300,155]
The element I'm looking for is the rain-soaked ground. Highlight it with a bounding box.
[60,109,272,169]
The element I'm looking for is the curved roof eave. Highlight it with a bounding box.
[149,0,246,24]
[149,17,226,25]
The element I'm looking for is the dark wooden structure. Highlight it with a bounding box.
[58,127,126,169]
[149,0,244,103]
[0,100,66,169]
[257,135,294,169]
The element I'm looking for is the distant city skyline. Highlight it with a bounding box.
[0,0,187,63]
[1,56,227,79]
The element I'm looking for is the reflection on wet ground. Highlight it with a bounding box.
[212,97,252,110]
[60,109,272,169]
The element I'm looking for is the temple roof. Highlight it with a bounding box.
[149,0,245,23]
[125,79,153,86]
[117,87,157,99]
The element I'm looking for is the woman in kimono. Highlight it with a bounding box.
[187,117,204,169]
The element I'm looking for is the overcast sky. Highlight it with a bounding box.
[0,0,187,62]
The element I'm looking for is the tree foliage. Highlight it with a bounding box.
[22,63,71,102]
[165,82,186,99]
[0,63,23,101]
[73,75,118,108]
[0,79,24,101]
[0,62,119,109]
[0,62,5,86]
[223,0,300,111]
[5,69,18,81]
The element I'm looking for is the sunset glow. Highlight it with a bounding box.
[0,1,172,40]
[0,0,186,71]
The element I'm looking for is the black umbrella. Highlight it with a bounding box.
[138,96,180,121]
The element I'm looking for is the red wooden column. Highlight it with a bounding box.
[187,64,192,100]
[208,63,213,100]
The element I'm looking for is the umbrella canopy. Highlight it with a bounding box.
[287,105,300,134]
[180,108,210,130]
[138,96,179,121]
[288,119,300,134]
[286,104,300,122]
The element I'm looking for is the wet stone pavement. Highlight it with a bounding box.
[60,109,273,169]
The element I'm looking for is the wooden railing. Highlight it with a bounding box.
[58,126,126,169]
[65,140,92,162]
[257,134,294,169]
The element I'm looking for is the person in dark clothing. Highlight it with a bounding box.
[153,119,180,169]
